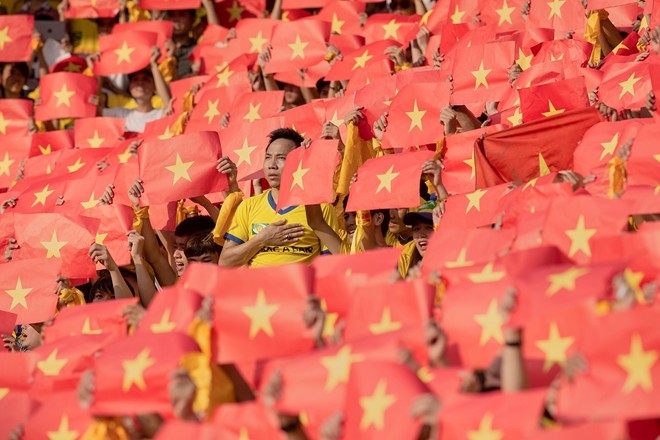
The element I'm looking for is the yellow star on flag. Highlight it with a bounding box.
[54,84,75,107]
[288,34,309,60]
[599,132,619,160]
[495,0,516,25]
[82,317,102,335]
[467,262,506,283]
[320,345,365,391]
[369,307,403,335]
[549,53,564,61]
[32,184,55,208]
[234,138,258,166]
[381,19,402,40]
[405,100,427,132]
[465,188,487,214]
[5,278,32,310]
[248,31,268,53]
[547,0,566,19]
[538,152,551,176]
[564,215,597,258]
[67,157,86,173]
[507,106,523,126]
[243,102,262,122]
[47,414,79,440]
[41,230,67,258]
[473,298,504,345]
[37,348,69,376]
[468,413,503,440]
[0,152,14,176]
[331,13,345,34]
[95,231,108,245]
[0,26,13,50]
[86,130,105,148]
[612,42,629,55]
[80,191,99,210]
[515,48,533,70]
[242,289,280,338]
[375,165,400,194]
[39,144,52,155]
[463,149,476,179]
[117,147,133,164]
[522,177,539,191]
[114,41,135,64]
[541,100,565,117]
[445,247,475,269]
[158,125,175,140]
[359,380,397,431]
[215,67,234,87]
[328,110,343,127]
[227,0,244,22]
[0,112,10,134]
[290,160,310,191]
[471,60,491,89]
[535,322,574,372]
[352,50,374,70]
[618,72,642,99]
[150,308,177,333]
[320,298,338,338]
[450,5,465,23]
[204,99,221,125]
[165,153,194,185]
[122,348,156,392]
[545,267,589,296]
[617,334,658,393]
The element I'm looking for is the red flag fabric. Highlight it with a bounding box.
[94,30,158,76]
[437,183,510,229]
[519,76,590,123]
[0,135,30,189]
[0,310,17,335]
[139,0,200,9]
[233,18,278,55]
[276,139,341,210]
[0,15,34,62]
[22,392,94,439]
[35,73,98,121]
[0,99,32,137]
[136,285,202,336]
[265,20,331,73]
[29,130,74,157]
[478,0,525,31]
[81,203,135,267]
[185,83,252,133]
[346,150,435,212]
[0,258,60,324]
[316,0,364,35]
[598,61,654,110]
[363,14,418,45]
[211,401,285,438]
[63,0,119,18]
[627,122,660,188]
[74,117,125,149]
[138,131,228,205]
[229,91,284,126]
[326,40,395,81]
[527,0,587,30]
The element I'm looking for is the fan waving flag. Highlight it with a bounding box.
[346,150,435,212]
[74,117,124,149]
[519,76,590,123]
[0,15,34,62]
[0,258,60,324]
[94,30,158,76]
[277,139,341,210]
[35,73,98,121]
[139,131,228,205]
[63,0,120,18]
[265,20,330,73]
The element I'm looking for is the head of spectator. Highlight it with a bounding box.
[184,231,222,266]
[173,215,216,276]
[263,128,305,191]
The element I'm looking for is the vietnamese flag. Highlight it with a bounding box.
[91,332,200,415]
[12,174,70,214]
[438,183,509,230]
[0,352,32,439]
[168,75,210,114]
[475,107,602,188]
[51,147,114,179]
[74,117,125,149]
[344,361,428,440]
[0,258,60,324]
[12,212,100,278]
[0,99,32,137]
[136,285,203,336]
[229,90,284,126]
[22,392,94,439]
[213,263,314,363]
[265,20,330,73]
[557,307,660,420]
[0,135,30,189]
[381,81,451,149]
[531,39,592,69]
[217,0,256,27]
[519,76,590,123]
[81,204,135,267]
[233,18,278,55]
[217,117,283,182]
[346,150,435,212]
[527,0,587,31]
[363,14,418,45]
[276,139,341,210]
[45,298,136,343]
[113,20,173,65]
[326,40,395,81]
[478,0,525,31]
[63,0,119,18]
[143,113,183,141]
[440,390,547,439]
[138,131,228,205]
[212,401,286,439]
[317,0,364,35]
[627,123,660,188]
[35,72,98,122]
[0,15,33,62]
[0,310,16,336]
[352,75,397,140]
[598,61,653,110]
[94,30,158,76]
[451,41,515,105]
[185,83,252,133]
[279,101,325,140]
[29,130,75,157]
[139,0,200,10]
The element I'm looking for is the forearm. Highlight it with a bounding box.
[151,62,171,104]
[601,18,623,50]
[501,328,528,392]
[300,86,318,103]
[109,267,134,299]
[454,106,481,131]
[270,0,283,20]
[133,257,158,307]
[263,72,279,91]
[194,196,220,221]
[415,0,427,14]
[218,236,265,267]
[202,0,220,25]
[305,205,342,254]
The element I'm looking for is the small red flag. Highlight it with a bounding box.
[438,183,510,229]
[0,310,17,335]
[81,204,135,267]
[0,15,33,62]
[35,72,98,122]
[519,76,590,123]
[0,99,32,137]
[0,134,30,189]
[74,117,125,149]
[478,0,525,31]
[363,13,418,45]
[598,61,653,110]
[233,18,278,55]
[276,139,341,210]
[185,83,252,133]
[326,40,395,81]
[229,90,284,126]
[138,131,228,205]
[527,0,587,31]
[94,30,158,76]
[63,0,119,18]
[317,0,364,35]
[29,130,74,158]
[139,0,200,10]
[0,258,60,324]
[136,285,202,336]
[22,392,94,439]
[346,150,435,212]
[265,20,331,73]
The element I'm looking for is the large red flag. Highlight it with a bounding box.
[527,0,587,30]
[136,285,202,336]
[81,203,135,267]
[599,61,654,110]
[138,131,228,205]
[185,83,251,133]
[22,392,94,439]
[94,30,158,76]
[35,73,98,121]
[29,130,74,157]
[519,76,590,123]
[0,15,33,62]
[346,150,435,212]
[437,183,510,230]
[265,20,330,73]
[363,13,418,45]
[0,258,60,324]
[233,18,278,55]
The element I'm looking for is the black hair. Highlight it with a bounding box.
[174,215,215,238]
[341,196,390,236]
[316,78,330,94]
[87,269,136,302]
[128,68,154,83]
[267,128,304,149]
[2,62,29,79]
[166,9,196,17]
[184,231,222,259]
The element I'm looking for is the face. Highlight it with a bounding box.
[344,212,357,240]
[264,139,297,190]
[283,84,302,105]
[60,34,73,54]
[93,289,115,302]
[173,235,189,276]
[187,252,220,265]
[412,221,434,256]
[20,324,43,350]
[129,72,156,100]
[388,208,409,235]
[319,83,330,99]
[249,70,265,91]
[170,10,194,36]
[2,64,26,94]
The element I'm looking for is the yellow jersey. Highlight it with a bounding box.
[225,190,339,267]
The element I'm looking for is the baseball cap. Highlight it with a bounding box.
[403,200,437,226]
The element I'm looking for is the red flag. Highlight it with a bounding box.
[22,392,94,439]
[317,0,364,35]
[527,0,587,30]
[279,101,325,139]
[229,91,284,126]
[139,0,200,9]
[12,213,100,278]
[29,130,74,157]
[0,134,30,189]
[0,15,33,62]
[276,139,341,210]
[233,18,278,55]
[63,0,119,18]
[265,20,330,73]
[451,41,515,105]
[185,83,251,133]
[438,183,510,230]
[0,310,17,335]
[94,30,158,76]
[363,14,418,45]
[142,113,183,141]
[475,107,602,188]
[136,285,202,336]
[598,61,653,110]
[0,99,32,137]
[353,76,397,140]
[381,81,451,149]
[478,0,525,31]
[346,150,435,212]
[74,117,125,149]
[0,258,60,324]
[627,122,660,189]
[113,20,173,64]
[138,131,228,205]
[519,76,590,123]
[91,333,200,415]
[213,263,314,363]
[81,203,135,267]
[326,40,395,81]
[211,401,285,438]
[35,72,98,121]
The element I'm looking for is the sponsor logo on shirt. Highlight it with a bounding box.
[252,223,269,235]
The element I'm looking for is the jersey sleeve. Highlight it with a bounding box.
[320,203,341,254]
[224,199,250,244]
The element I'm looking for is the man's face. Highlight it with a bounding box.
[263,139,297,190]
[344,212,357,240]
[173,235,189,276]
[388,208,409,234]
[186,252,220,265]
[170,10,194,36]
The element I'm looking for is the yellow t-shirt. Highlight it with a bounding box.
[397,241,418,279]
[386,231,411,248]
[225,190,339,267]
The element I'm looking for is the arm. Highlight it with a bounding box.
[202,0,219,25]
[150,47,172,106]
[190,195,220,221]
[270,0,283,20]
[414,0,427,15]
[88,244,134,299]
[500,290,528,392]
[258,46,280,91]
[305,204,343,255]
[128,232,159,307]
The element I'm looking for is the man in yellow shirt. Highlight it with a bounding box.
[219,128,339,267]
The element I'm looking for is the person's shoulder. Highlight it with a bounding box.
[241,190,270,210]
